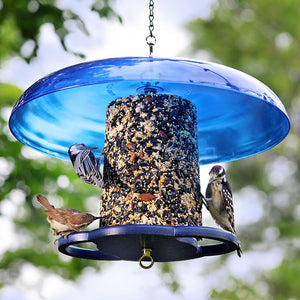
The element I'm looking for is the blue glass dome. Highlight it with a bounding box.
[9,57,290,164]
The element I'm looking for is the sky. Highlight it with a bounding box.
[0,1,284,299]
[1,0,213,89]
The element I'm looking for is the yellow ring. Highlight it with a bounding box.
[139,248,154,269]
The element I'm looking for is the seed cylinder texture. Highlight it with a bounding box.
[100,94,202,226]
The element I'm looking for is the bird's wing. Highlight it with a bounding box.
[222,180,235,232]
[46,208,81,224]
[77,150,103,187]
[67,213,97,230]
[73,150,93,174]
[205,183,212,199]
[200,192,208,210]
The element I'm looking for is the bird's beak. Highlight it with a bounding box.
[208,176,216,183]
[88,147,98,150]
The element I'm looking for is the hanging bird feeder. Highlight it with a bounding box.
[9,2,289,269]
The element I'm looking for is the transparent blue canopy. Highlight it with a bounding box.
[9,57,290,164]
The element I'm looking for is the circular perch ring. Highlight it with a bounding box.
[58,225,240,264]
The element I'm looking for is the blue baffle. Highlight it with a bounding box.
[9,57,290,165]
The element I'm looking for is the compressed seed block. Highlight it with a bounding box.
[100,94,202,226]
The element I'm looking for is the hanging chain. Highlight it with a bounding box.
[146,0,156,56]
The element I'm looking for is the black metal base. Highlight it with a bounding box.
[58,225,239,264]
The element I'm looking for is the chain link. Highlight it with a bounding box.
[146,0,156,56]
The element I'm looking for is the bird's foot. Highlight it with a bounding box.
[53,231,75,244]
[63,231,76,240]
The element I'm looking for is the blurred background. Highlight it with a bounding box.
[0,0,299,299]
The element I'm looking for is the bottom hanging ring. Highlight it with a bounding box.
[139,248,154,269]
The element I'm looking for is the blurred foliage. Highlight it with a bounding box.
[0,1,177,293]
[0,83,103,285]
[266,252,300,299]
[0,0,182,294]
[159,262,180,293]
[0,0,122,63]
[209,254,300,300]
[0,0,121,288]
[210,277,261,300]
[187,0,300,298]
[1,0,300,297]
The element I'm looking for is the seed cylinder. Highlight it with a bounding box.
[100,94,202,226]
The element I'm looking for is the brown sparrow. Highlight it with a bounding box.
[36,194,100,240]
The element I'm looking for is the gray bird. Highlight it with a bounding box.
[68,143,104,188]
[204,165,242,257]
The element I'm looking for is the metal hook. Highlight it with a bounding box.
[146,35,156,56]
[146,0,156,56]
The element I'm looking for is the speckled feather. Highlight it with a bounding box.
[222,178,235,233]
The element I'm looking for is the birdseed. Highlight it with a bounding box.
[100,94,202,226]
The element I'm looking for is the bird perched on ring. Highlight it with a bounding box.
[36,194,100,241]
[204,165,242,257]
[68,143,104,189]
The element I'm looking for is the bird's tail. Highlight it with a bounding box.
[200,192,208,210]
[36,194,55,212]
[237,242,243,258]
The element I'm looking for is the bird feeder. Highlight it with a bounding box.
[9,56,290,268]
[7,0,290,270]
